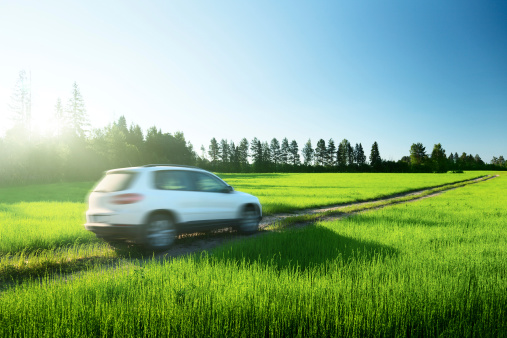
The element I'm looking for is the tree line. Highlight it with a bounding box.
[199,137,504,174]
[1,71,505,186]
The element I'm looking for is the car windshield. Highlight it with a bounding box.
[93,172,137,192]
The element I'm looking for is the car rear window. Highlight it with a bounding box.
[93,172,137,192]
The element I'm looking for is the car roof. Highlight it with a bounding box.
[106,165,207,174]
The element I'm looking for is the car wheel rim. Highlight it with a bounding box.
[147,219,175,248]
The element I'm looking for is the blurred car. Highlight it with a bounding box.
[84,164,262,250]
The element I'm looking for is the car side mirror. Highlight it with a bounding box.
[225,185,234,193]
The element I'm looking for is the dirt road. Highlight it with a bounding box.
[157,175,498,259]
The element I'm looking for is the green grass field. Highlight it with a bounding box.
[0,172,505,336]
[0,171,485,255]
[220,172,488,214]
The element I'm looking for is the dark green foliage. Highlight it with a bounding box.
[355,143,366,166]
[369,141,382,170]
[337,140,346,167]
[269,138,281,167]
[346,142,354,166]
[430,143,447,172]
[2,73,504,185]
[326,138,336,166]
[314,139,326,166]
[410,142,427,167]
[302,139,314,165]
[208,137,220,166]
[280,137,290,165]
[238,138,249,171]
[219,139,230,165]
[288,140,300,166]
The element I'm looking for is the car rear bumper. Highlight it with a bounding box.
[84,223,144,241]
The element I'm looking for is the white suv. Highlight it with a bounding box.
[84,165,262,250]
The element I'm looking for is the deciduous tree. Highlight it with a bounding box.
[430,143,447,172]
[410,143,427,166]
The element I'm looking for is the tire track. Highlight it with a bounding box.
[158,175,497,258]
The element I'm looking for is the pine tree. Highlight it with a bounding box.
[219,139,229,164]
[327,139,336,166]
[262,141,272,170]
[229,140,239,171]
[54,98,65,137]
[315,139,326,166]
[337,139,350,167]
[355,143,366,166]
[280,138,290,165]
[200,145,207,160]
[238,138,249,168]
[346,142,354,166]
[289,140,300,165]
[208,138,220,164]
[127,123,144,151]
[302,139,314,165]
[9,70,32,137]
[474,154,484,165]
[250,137,263,166]
[270,138,281,167]
[369,141,382,169]
[66,82,89,138]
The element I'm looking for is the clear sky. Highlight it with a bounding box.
[1,1,506,161]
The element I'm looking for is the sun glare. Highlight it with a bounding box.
[32,115,58,137]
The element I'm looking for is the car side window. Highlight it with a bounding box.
[154,171,191,191]
[190,172,228,193]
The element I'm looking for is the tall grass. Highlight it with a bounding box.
[0,172,487,255]
[221,172,487,214]
[0,173,505,336]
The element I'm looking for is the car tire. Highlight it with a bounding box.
[144,214,176,251]
[238,207,260,234]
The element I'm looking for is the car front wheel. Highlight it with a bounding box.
[144,214,176,251]
[238,207,260,234]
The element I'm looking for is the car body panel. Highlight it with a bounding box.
[84,165,262,245]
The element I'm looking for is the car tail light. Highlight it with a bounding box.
[111,193,144,204]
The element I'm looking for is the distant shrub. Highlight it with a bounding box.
[448,170,464,173]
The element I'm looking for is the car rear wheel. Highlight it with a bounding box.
[145,214,176,251]
[238,207,259,234]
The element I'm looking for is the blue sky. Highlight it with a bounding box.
[1,1,506,161]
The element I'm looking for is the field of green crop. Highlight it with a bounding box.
[221,172,488,214]
[0,172,485,255]
[1,172,505,336]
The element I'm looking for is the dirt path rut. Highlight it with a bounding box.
[157,175,498,259]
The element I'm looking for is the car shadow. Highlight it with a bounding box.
[203,225,398,272]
